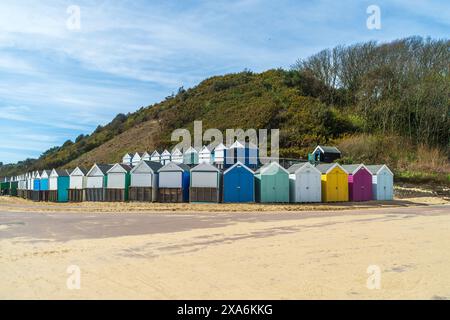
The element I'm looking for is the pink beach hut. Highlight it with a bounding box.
[342,164,373,202]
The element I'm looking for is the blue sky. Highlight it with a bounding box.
[0,0,448,164]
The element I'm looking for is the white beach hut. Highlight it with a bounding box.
[150,150,161,163]
[199,145,213,164]
[85,164,113,201]
[122,153,132,166]
[69,167,88,202]
[288,162,322,203]
[129,160,163,202]
[171,148,184,164]
[160,149,172,165]
[190,162,221,203]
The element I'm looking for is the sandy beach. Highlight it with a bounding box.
[0,196,449,299]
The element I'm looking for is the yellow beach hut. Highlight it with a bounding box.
[316,163,349,202]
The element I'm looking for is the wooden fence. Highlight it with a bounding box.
[190,187,219,203]
[105,188,126,202]
[129,187,153,202]
[69,189,84,202]
[85,188,105,202]
[158,188,183,203]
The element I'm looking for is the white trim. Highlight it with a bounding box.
[292,162,321,175]
[322,163,348,174]
[107,163,128,174]
[377,164,394,176]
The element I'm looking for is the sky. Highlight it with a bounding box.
[0,0,448,164]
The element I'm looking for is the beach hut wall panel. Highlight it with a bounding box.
[316,163,349,202]
[254,162,289,203]
[190,163,221,203]
[366,165,394,200]
[31,172,41,202]
[223,162,255,203]
[106,164,132,202]
[342,164,373,202]
[158,162,190,202]
[288,163,322,203]
[10,181,18,197]
[129,161,162,202]
[142,152,151,161]
[48,169,70,202]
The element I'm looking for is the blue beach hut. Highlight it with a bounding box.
[223,162,255,203]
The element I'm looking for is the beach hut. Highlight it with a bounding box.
[17,175,25,198]
[171,148,183,164]
[0,181,9,196]
[288,162,322,203]
[85,164,112,202]
[312,146,341,163]
[190,162,221,203]
[213,143,228,169]
[122,153,132,166]
[69,167,88,202]
[158,162,191,202]
[142,151,151,161]
[150,150,161,163]
[316,163,349,202]
[342,164,373,202]
[26,172,33,200]
[160,149,172,165]
[129,161,162,202]
[40,170,51,201]
[254,162,289,203]
[223,162,255,203]
[106,163,132,202]
[10,180,18,197]
[131,152,143,167]
[48,169,70,202]
[184,146,199,165]
[199,145,213,164]
[366,165,394,201]
[31,171,41,201]
[225,141,259,169]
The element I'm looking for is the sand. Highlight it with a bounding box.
[1,204,449,299]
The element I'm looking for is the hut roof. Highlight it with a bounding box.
[366,164,393,175]
[159,162,191,172]
[315,163,347,174]
[223,161,254,175]
[341,164,366,175]
[191,162,220,172]
[255,161,288,174]
[314,146,341,154]
[287,162,318,174]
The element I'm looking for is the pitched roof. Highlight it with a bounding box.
[123,153,133,158]
[97,164,114,175]
[52,169,70,177]
[287,162,312,174]
[223,161,254,175]
[70,167,89,176]
[255,161,289,174]
[142,160,163,172]
[159,162,191,172]
[315,163,337,174]
[366,165,393,175]
[191,162,220,172]
[341,164,364,175]
[315,145,341,154]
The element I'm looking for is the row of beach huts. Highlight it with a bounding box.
[0,145,394,204]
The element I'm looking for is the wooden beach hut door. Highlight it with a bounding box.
[328,170,339,201]
[263,174,276,202]
[379,170,393,200]
[299,169,320,202]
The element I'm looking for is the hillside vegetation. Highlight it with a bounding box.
[1,37,448,184]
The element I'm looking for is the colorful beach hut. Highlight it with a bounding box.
[223,162,255,203]
[40,170,51,201]
[254,162,289,203]
[312,146,341,163]
[288,162,322,203]
[184,147,199,165]
[366,165,394,200]
[190,162,221,203]
[69,167,88,202]
[48,169,70,202]
[129,161,162,202]
[31,171,41,201]
[85,164,112,201]
[316,163,349,202]
[158,162,190,202]
[106,164,132,202]
[342,164,373,202]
